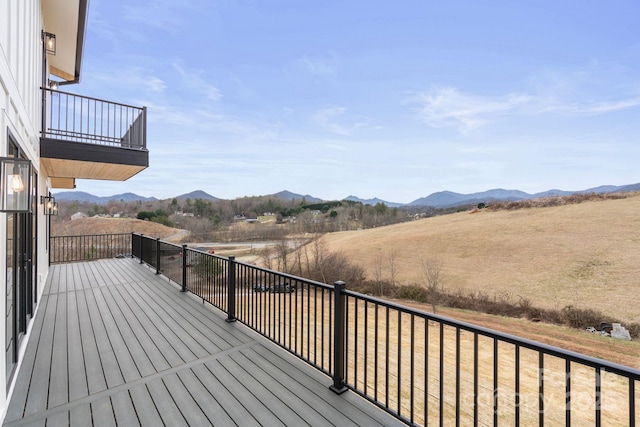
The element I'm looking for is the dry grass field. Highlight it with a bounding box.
[234,288,638,425]
[322,192,640,324]
[53,217,187,241]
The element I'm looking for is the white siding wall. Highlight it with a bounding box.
[0,0,49,418]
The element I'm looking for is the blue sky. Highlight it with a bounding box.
[66,0,640,203]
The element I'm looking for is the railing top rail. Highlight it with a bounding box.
[43,87,145,111]
[158,240,183,249]
[51,233,132,238]
[135,233,334,290]
[345,288,640,379]
[197,250,332,289]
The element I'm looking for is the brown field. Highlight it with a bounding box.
[322,192,640,324]
[234,288,639,426]
[53,217,187,241]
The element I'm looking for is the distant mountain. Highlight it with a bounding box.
[409,189,530,207]
[270,190,322,203]
[344,195,404,208]
[617,183,640,192]
[54,191,100,203]
[175,190,219,201]
[54,191,157,204]
[407,184,640,208]
[53,183,640,208]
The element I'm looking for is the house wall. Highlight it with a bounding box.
[0,0,51,417]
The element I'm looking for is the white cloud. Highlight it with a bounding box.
[297,54,337,75]
[311,107,368,136]
[172,62,223,101]
[120,0,202,31]
[411,86,532,132]
[544,97,640,115]
[411,84,640,133]
[86,67,166,94]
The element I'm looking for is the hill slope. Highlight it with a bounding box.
[53,218,187,242]
[322,192,640,323]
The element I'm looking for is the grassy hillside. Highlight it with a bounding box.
[322,192,640,323]
[53,217,187,242]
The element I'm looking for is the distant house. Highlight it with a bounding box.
[71,212,89,221]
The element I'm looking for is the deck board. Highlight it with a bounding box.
[68,405,92,427]
[129,384,163,427]
[75,289,107,395]
[66,291,89,402]
[48,293,68,408]
[4,259,406,427]
[82,288,125,389]
[110,390,138,427]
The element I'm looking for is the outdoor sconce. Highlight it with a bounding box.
[43,31,56,55]
[0,157,32,213]
[41,195,58,216]
[47,79,59,90]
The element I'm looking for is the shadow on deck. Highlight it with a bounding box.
[4,259,403,427]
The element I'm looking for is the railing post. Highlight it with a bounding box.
[139,234,144,264]
[155,238,161,275]
[226,256,236,323]
[330,280,348,394]
[181,244,188,292]
[142,106,148,149]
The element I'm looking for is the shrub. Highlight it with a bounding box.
[627,323,640,339]
[560,305,602,329]
[389,284,639,338]
[397,285,428,303]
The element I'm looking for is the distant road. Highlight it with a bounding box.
[164,229,191,242]
[192,241,276,250]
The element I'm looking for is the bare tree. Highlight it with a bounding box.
[421,256,444,312]
[311,238,328,283]
[261,246,274,270]
[373,252,385,295]
[274,238,289,272]
[388,249,397,287]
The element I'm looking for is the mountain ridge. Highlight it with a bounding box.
[54,183,640,208]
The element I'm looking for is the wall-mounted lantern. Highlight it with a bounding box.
[0,157,32,213]
[43,31,56,55]
[41,195,58,216]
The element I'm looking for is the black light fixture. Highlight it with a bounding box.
[41,195,58,216]
[0,157,32,212]
[43,31,56,55]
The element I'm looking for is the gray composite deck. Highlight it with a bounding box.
[4,259,404,427]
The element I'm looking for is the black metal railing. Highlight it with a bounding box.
[53,233,640,425]
[42,88,147,149]
[49,233,131,264]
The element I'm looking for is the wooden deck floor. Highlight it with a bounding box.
[4,259,404,427]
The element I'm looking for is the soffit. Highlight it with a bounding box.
[41,0,88,82]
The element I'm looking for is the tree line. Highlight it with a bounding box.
[53,195,413,240]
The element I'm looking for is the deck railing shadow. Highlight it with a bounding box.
[52,233,640,426]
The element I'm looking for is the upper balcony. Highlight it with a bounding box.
[40,88,149,189]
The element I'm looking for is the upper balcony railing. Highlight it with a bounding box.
[42,87,147,150]
[50,233,640,426]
